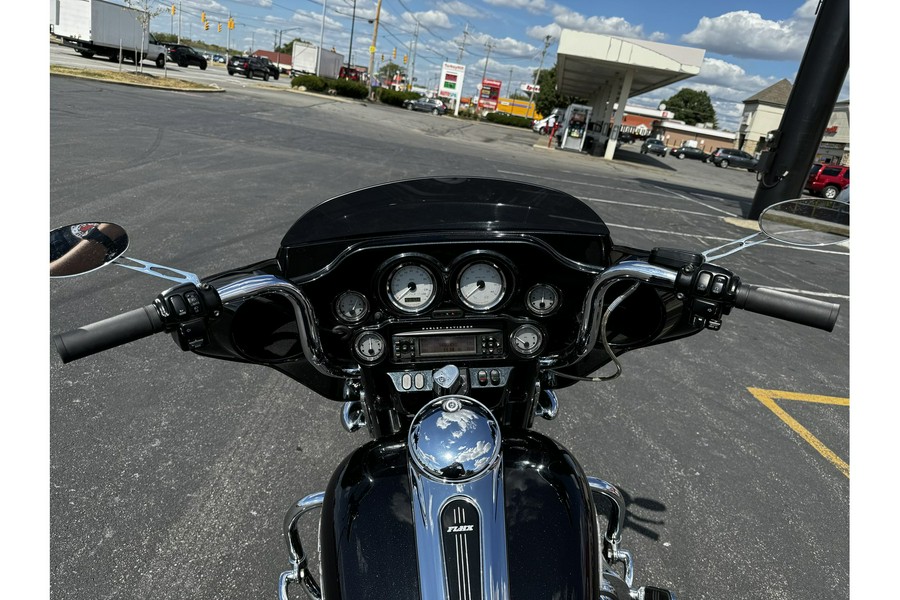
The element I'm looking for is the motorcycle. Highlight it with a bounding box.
[50,177,848,600]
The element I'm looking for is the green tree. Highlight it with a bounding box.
[533,65,586,117]
[276,38,305,55]
[662,89,718,127]
[377,62,403,81]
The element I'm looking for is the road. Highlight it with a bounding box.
[49,53,849,600]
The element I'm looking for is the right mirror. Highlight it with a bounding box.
[758,197,849,247]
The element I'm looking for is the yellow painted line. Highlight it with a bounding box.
[747,387,849,478]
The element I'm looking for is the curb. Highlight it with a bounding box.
[50,68,225,92]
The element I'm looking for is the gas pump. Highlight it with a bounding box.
[559,104,593,152]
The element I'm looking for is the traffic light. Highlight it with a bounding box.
[228,17,234,30]
[170,4,175,15]
[381,54,384,62]
[201,12,206,22]
[403,54,407,64]
[217,23,222,32]
[204,22,209,30]
[392,48,396,59]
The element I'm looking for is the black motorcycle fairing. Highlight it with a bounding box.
[317,429,600,600]
[277,177,613,277]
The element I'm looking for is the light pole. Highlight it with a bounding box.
[347,0,357,68]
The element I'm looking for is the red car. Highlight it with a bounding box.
[805,163,849,199]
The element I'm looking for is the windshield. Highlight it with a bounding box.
[280,177,610,247]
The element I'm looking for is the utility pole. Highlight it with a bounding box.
[528,35,552,119]
[317,0,327,76]
[456,24,468,62]
[480,41,494,85]
[409,20,419,91]
[366,0,383,99]
[177,1,182,42]
[507,67,513,98]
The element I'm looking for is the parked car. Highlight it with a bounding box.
[227,55,271,81]
[255,56,280,80]
[403,97,447,115]
[532,114,558,134]
[669,146,710,161]
[617,131,635,144]
[167,45,208,70]
[708,147,758,170]
[805,163,849,199]
[640,138,667,157]
[213,54,225,63]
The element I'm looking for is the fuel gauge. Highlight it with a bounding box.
[511,324,543,357]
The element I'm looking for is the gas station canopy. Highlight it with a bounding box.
[553,30,706,159]
[556,30,705,101]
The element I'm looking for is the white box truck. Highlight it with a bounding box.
[291,42,343,79]
[50,0,168,68]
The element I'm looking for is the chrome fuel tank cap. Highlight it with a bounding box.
[408,395,501,482]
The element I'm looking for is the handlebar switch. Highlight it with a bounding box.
[172,318,209,351]
[152,283,222,351]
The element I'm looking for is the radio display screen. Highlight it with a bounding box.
[418,334,478,357]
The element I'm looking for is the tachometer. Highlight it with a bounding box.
[457,261,506,310]
[388,263,437,313]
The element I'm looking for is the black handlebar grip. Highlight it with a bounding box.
[734,284,841,332]
[53,305,165,363]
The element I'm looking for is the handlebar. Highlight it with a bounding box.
[734,283,840,332]
[53,304,165,364]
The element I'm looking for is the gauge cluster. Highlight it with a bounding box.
[290,242,600,373]
[330,250,572,327]
[329,251,566,326]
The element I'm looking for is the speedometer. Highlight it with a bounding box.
[456,261,506,310]
[388,263,437,313]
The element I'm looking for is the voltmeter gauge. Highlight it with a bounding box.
[457,261,506,310]
[354,332,385,363]
[526,284,559,316]
[335,291,369,323]
[510,324,543,357]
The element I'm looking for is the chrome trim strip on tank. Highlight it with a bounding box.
[409,464,509,600]
[407,395,509,600]
[215,274,359,379]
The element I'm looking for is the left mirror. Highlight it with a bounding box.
[50,222,129,278]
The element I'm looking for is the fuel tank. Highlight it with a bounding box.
[318,428,600,599]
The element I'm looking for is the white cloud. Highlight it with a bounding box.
[403,10,454,30]
[484,0,548,15]
[681,3,817,61]
[541,6,666,41]
[526,23,561,42]
[444,1,484,19]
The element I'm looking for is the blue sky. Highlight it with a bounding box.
[144,0,849,130]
